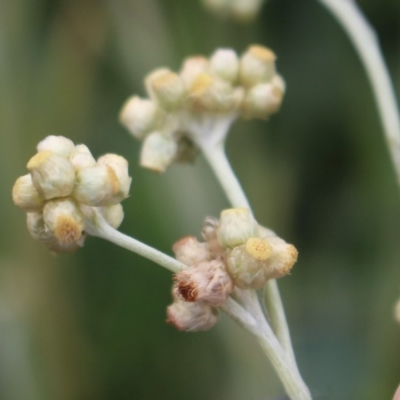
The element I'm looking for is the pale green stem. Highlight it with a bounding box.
[318,0,400,186]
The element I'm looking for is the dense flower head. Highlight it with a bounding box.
[167,207,297,331]
[12,136,131,253]
[120,45,285,173]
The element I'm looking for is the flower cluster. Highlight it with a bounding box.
[12,136,131,253]
[201,0,265,22]
[120,45,285,173]
[167,208,297,331]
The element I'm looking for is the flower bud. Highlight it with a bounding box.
[172,236,211,266]
[145,68,172,100]
[174,260,233,307]
[140,132,178,173]
[179,56,209,89]
[69,144,96,172]
[100,203,124,229]
[239,45,276,87]
[119,96,163,139]
[217,207,258,248]
[226,237,272,289]
[231,0,263,22]
[267,236,298,279]
[166,299,218,332]
[209,49,239,83]
[242,82,284,119]
[188,73,235,112]
[73,164,119,206]
[42,198,84,245]
[27,151,76,200]
[97,154,131,203]
[150,71,186,111]
[36,135,75,158]
[201,217,224,257]
[12,174,44,211]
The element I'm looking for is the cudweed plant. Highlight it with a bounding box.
[11,1,400,399]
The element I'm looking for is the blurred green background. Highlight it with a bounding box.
[1,0,400,399]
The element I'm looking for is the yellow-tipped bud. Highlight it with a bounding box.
[166,299,218,332]
[73,165,120,206]
[150,71,186,111]
[69,144,96,172]
[267,236,298,278]
[140,132,178,173]
[97,154,131,204]
[172,236,211,266]
[100,203,124,229]
[42,198,84,245]
[36,135,75,158]
[209,48,239,83]
[217,207,258,248]
[179,56,209,89]
[239,45,276,87]
[27,151,76,200]
[119,96,163,139]
[12,174,44,211]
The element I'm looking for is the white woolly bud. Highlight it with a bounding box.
[145,68,171,100]
[140,132,178,173]
[217,207,258,248]
[242,82,284,119]
[201,217,225,257]
[239,45,276,87]
[172,236,211,266]
[12,174,44,211]
[150,71,186,111]
[188,73,235,112]
[69,144,96,172]
[27,151,76,200]
[100,203,124,229]
[119,96,163,139]
[97,154,132,203]
[73,165,120,206]
[179,56,209,89]
[231,0,263,22]
[267,236,298,279]
[209,49,239,83]
[166,299,218,332]
[173,260,233,307]
[226,237,272,289]
[42,198,84,245]
[36,135,75,158]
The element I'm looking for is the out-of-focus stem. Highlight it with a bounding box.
[319,0,400,186]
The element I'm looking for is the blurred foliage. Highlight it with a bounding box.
[1,0,400,399]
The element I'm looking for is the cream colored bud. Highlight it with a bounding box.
[100,203,124,229]
[179,56,209,89]
[172,236,211,266]
[140,132,178,173]
[42,198,84,245]
[37,135,75,158]
[12,174,44,211]
[97,154,131,203]
[119,96,163,139]
[226,237,272,289]
[231,0,263,22]
[209,49,239,83]
[217,207,258,248]
[188,73,235,112]
[145,68,171,99]
[27,151,76,200]
[267,236,298,279]
[201,217,224,257]
[69,144,96,172]
[166,299,218,332]
[73,165,119,206]
[174,260,233,307]
[150,71,186,111]
[240,45,276,87]
[242,82,284,119]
